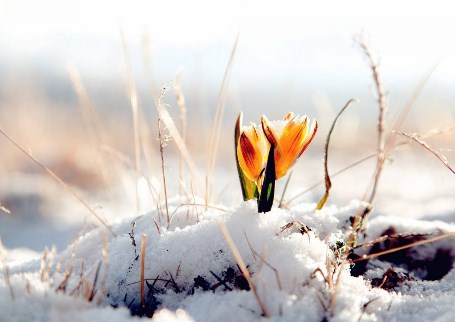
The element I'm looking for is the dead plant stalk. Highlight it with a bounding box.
[158,87,170,224]
[218,220,269,317]
[0,237,14,300]
[120,27,141,214]
[396,131,455,175]
[0,128,116,236]
[174,71,188,197]
[140,234,147,307]
[206,33,239,204]
[357,36,387,208]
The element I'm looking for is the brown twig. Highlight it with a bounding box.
[253,251,282,291]
[396,131,455,174]
[354,232,431,249]
[285,123,455,207]
[346,36,388,250]
[316,98,359,210]
[385,61,441,151]
[244,231,257,261]
[358,297,380,322]
[356,36,387,207]
[352,231,455,262]
[88,260,102,302]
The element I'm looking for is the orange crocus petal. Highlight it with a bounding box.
[275,118,308,179]
[283,112,294,121]
[237,131,264,181]
[298,119,318,157]
[261,115,279,148]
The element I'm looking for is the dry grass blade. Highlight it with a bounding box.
[396,131,455,174]
[88,261,102,302]
[354,232,431,249]
[168,203,229,229]
[0,202,10,215]
[356,35,387,208]
[316,98,358,210]
[385,61,441,151]
[206,33,240,204]
[285,153,375,206]
[0,128,116,236]
[352,231,455,262]
[120,26,142,214]
[329,262,345,318]
[67,64,105,146]
[158,87,170,224]
[218,220,269,317]
[140,234,147,308]
[156,88,202,194]
[0,237,14,300]
[278,171,292,208]
[174,70,188,198]
[286,123,455,207]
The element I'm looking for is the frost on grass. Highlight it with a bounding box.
[1,199,455,322]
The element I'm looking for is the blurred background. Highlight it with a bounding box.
[1,0,454,256]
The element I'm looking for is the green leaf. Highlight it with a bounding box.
[258,146,276,213]
[235,113,258,201]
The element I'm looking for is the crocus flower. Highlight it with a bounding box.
[261,112,318,179]
[236,121,270,182]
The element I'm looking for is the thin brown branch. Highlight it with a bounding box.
[354,232,431,249]
[396,131,455,175]
[356,35,387,208]
[285,122,455,206]
[88,260,102,302]
[316,98,359,210]
[352,232,455,262]
[385,60,441,151]
[0,128,115,236]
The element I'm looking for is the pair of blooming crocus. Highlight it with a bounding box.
[235,112,317,212]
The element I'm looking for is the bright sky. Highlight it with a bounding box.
[1,0,455,93]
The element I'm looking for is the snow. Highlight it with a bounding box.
[1,194,455,322]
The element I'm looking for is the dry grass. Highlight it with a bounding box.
[0,28,454,322]
[0,236,14,300]
[206,34,240,204]
[218,219,269,317]
[120,27,142,214]
[0,128,116,236]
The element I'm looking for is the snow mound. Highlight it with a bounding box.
[1,199,455,322]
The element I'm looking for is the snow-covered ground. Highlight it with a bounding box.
[1,151,455,322]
